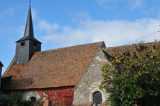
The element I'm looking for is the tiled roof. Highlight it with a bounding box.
[2,42,104,90]
[103,41,160,57]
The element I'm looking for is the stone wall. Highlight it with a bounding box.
[73,49,110,105]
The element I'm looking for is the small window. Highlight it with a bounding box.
[93,91,102,105]
[20,42,25,46]
[30,96,36,103]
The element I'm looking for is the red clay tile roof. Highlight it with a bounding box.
[2,42,104,90]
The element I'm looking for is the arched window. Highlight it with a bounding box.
[30,96,36,103]
[93,91,102,105]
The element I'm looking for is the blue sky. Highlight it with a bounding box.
[1,0,160,73]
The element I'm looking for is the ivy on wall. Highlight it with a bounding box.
[101,42,160,106]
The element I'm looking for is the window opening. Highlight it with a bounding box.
[93,91,102,105]
[30,96,36,103]
[20,42,25,46]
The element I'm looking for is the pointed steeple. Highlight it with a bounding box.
[17,5,40,43]
[24,5,34,38]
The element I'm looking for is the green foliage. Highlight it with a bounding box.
[0,93,33,106]
[101,42,160,106]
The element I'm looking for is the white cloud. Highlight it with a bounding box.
[41,18,160,47]
[38,20,59,33]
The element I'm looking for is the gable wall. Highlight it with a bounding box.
[73,49,109,105]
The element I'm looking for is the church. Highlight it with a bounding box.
[1,3,159,106]
[1,5,109,106]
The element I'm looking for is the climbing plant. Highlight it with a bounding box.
[101,42,160,106]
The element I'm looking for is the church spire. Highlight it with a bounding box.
[24,5,34,38]
[17,4,40,43]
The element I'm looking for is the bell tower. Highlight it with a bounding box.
[14,5,41,64]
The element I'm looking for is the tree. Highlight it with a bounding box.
[101,42,160,106]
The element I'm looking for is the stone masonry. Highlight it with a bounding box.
[73,49,110,105]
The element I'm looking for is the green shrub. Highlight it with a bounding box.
[101,42,160,106]
[0,93,33,106]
